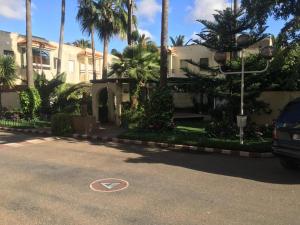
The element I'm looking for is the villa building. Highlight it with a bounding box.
[0,30,115,109]
[167,38,273,79]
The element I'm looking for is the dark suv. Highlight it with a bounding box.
[273,98,300,169]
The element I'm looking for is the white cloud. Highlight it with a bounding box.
[0,0,26,20]
[138,28,154,39]
[191,32,199,40]
[136,0,161,23]
[187,0,227,22]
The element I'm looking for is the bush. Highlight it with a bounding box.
[20,88,41,119]
[121,105,145,128]
[206,120,273,140]
[142,88,174,130]
[51,113,73,136]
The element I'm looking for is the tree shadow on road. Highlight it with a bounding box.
[99,142,300,185]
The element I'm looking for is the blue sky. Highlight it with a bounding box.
[0,0,285,53]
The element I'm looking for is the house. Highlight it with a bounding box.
[166,38,300,125]
[0,30,115,110]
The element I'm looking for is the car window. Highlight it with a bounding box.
[278,102,300,124]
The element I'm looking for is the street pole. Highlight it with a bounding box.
[240,50,245,145]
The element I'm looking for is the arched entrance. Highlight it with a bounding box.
[98,87,109,123]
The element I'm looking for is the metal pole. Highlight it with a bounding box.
[240,50,245,145]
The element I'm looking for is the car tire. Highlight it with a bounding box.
[279,157,299,170]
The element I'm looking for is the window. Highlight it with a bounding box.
[3,50,14,57]
[68,60,75,73]
[278,102,300,125]
[199,58,209,68]
[32,48,50,70]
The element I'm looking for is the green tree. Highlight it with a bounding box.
[93,0,128,79]
[195,8,267,54]
[160,0,169,87]
[0,56,17,110]
[34,72,91,116]
[170,35,186,47]
[187,8,270,124]
[34,72,66,117]
[110,37,160,107]
[268,44,300,90]
[57,0,66,75]
[26,0,34,88]
[242,0,300,46]
[73,39,92,48]
[77,0,98,80]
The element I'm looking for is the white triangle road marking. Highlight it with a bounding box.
[101,182,121,190]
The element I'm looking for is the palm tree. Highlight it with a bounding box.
[77,0,97,80]
[26,0,34,88]
[73,39,92,48]
[57,0,66,75]
[126,0,134,45]
[0,56,17,109]
[93,0,128,80]
[170,35,185,47]
[110,41,159,108]
[160,0,169,87]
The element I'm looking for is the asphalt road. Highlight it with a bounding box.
[0,131,300,225]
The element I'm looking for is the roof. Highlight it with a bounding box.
[17,39,57,50]
[78,50,102,59]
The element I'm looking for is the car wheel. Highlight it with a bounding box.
[279,157,299,170]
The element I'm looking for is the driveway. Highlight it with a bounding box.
[0,131,300,225]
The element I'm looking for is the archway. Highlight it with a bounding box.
[98,87,109,123]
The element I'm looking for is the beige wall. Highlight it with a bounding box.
[169,45,219,78]
[169,38,272,78]
[251,91,300,125]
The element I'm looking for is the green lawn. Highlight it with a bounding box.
[119,120,272,153]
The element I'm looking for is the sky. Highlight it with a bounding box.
[0,0,286,53]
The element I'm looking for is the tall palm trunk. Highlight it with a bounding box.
[160,0,169,87]
[102,35,109,80]
[91,27,97,80]
[232,0,238,59]
[127,0,133,46]
[26,0,34,88]
[57,0,66,75]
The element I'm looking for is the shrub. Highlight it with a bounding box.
[121,104,145,128]
[51,113,73,136]
[142,88,174,130]
[19,88,41,119]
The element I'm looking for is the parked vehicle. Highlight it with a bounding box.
[273,98,300,169]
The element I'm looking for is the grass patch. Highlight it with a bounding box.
[119,120,272,153]
[0,119,51,129]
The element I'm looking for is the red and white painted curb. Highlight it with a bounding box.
[0,126,274,158]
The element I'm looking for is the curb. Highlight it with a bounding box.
[71,134,274,159]
[0,126,274,158]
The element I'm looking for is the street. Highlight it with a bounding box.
[0,131,299,225]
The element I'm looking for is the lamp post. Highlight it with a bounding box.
[214,35,275,144]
